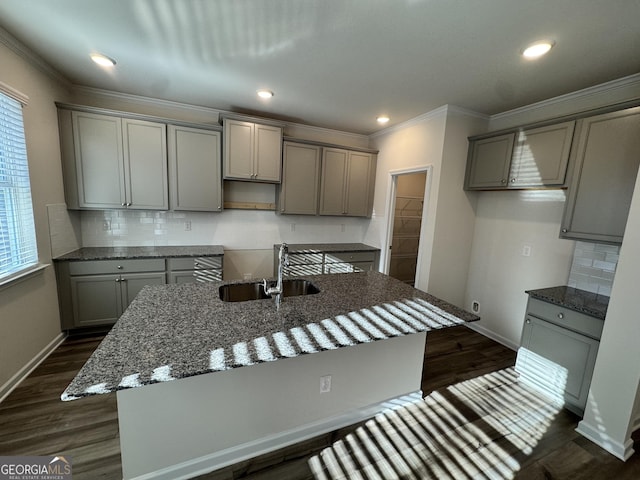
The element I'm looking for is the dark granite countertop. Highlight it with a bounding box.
[54,245,224,261]
[526,285,609,320]
[62,271,478,401]
[280,243,379,253]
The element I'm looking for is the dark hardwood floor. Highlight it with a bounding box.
[1,325,638,479]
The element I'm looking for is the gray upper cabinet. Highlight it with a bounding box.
[278,142,321,215]
[510,121,575,187]
[168,125,222,212]
[465,133,515,189]
[465,121,575,190]
[560,107,640,244]
[59,109,168,210]
[319,148,375,217]
[223,119,282,182]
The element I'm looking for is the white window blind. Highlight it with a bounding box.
[0,91,38,281]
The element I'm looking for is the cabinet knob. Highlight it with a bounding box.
[115,278,121,283]
[561,228,568,233]
[117,265,123,270]
[510,178,517,183]
[194,262,200,267]
[501,179,506,184]
[127,202,132,207]
[121,203,126,207]
[558,312,564,319]
[526,319,531,324]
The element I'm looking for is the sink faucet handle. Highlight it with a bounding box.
[262,278,270,295]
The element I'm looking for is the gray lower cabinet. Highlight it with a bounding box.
[167,257,223,284]
[560,106,640,244]
[58,259,167,329]
[168,125,222,212]
[465,121,575,190]
[58,108,168,210]
[278,246,379,276]
[277,142,321,215]
[516,297,603,416]
[57,256,224,329]
[319,148,375,217]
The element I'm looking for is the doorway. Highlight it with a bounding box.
[383,168,431,287]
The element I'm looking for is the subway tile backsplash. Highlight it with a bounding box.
[79,209,368,250]
[568,241,619,296]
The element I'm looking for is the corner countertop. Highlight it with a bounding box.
[53,245,224,261]
[61,271,478,401]
[525,285,609,320]
[279,243,379,253]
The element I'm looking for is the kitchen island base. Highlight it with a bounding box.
[117,332,426,480]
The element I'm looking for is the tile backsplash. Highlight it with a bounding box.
[568,241,619,296]
[79,209,368,250]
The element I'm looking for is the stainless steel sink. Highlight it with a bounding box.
[219,279,320,302]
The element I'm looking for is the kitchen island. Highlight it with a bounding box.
[62,271,478,479]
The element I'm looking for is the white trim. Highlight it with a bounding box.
[465,322,518,351]
[370,105,449,138]
[370,104,489,139]
[73,86,371,146]
[72,85,224,118]
[576,419,635,461]
[382,166,433,285]
[0,263,49,291]
[490,73,640,124]
[0,332,67,404]
[0,80,29,105]
[0,26,70,87]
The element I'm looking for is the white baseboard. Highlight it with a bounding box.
[0,332,66,404]
[463,322,519,351]
[576,419,636,461]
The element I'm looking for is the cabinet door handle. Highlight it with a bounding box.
[558,312,564,319]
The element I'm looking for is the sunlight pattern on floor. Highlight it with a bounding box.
[308,368,562,479]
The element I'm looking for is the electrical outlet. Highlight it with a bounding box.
[472,300,480,313]
[522,244,532,257]
[185,220,192,231]
[340,224,345,233]
[243,273,252,280]
[102,220,111,231]
[290,223,296,232]
[320,375,332,393]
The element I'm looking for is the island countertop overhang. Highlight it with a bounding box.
[61,271,479,401]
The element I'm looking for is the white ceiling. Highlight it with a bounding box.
[1,0,639,134]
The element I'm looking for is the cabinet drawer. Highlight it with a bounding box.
[325,251,376,263]
[68,258,166,275]
[526,298,604,340]
[288,252,324,265]
[167,256,223,271]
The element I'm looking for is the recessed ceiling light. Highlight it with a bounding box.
[257,90,274,99]
[377,115,390,124]
[522,41,554,59]
[90,53,116,67]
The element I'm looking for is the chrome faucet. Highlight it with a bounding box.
[263,243,289,309]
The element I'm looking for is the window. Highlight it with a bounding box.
[0,89,38,283]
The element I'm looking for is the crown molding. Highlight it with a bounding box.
[0,26,70,87]
[72,85,224,118]
[73,85,370,144]
[369,104,489,139]
[490,73,640,123]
